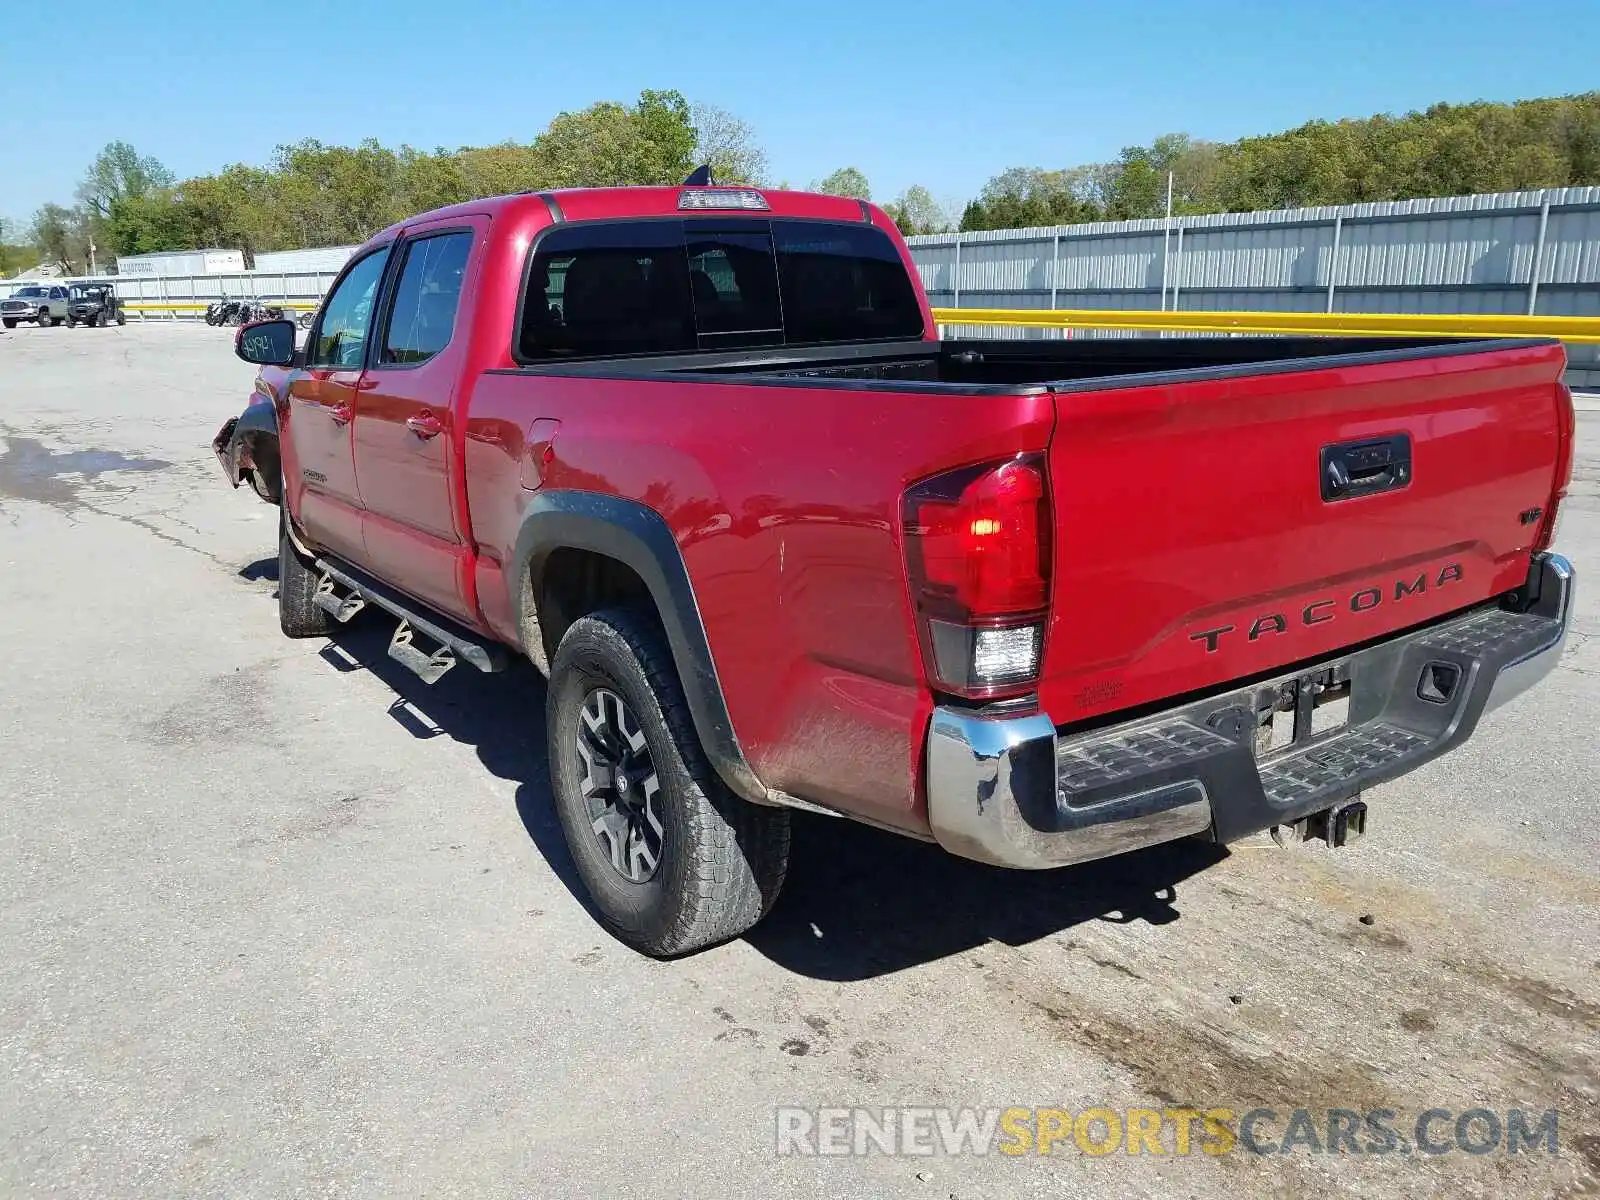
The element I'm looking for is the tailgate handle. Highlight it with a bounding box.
[1321,434,1411,502]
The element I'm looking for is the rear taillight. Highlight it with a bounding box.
[1536,383,1576,552]
[902,454,1051,699]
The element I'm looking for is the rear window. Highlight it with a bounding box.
[518,218,923,360]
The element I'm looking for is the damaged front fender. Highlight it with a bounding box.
[212,397,282,504]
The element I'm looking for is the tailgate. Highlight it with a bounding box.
[1038,340,1569,724]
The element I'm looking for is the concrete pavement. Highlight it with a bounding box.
[1,322,1597,1198]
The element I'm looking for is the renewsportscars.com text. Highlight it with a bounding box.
[775,1106,1561,1158]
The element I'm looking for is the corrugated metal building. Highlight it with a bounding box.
[253,245,357,273]
[906,186,1600,387]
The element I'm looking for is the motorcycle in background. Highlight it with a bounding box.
[206,298,289,326]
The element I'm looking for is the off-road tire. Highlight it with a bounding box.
[278,509,329,639]
[548,607,789,957]
[66,315,76,328]
[115,311,126,326]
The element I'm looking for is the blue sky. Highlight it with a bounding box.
[1,0,1594,229]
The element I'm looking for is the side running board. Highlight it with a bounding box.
[313,557,511,684]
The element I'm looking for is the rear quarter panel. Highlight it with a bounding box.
[465,374,1054,833]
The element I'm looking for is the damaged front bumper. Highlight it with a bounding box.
[926,552,1575,869]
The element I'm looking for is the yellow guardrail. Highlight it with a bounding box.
[122,300,317,312]
[930,307,1600,344]
[97,301,1600,343]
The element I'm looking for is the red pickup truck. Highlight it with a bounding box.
[216,179,1576,957]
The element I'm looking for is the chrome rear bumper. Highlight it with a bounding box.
[926,552,1574,869]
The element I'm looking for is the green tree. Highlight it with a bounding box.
[962,92,1600,230]
[76,142,177,256]
[397,146,471,214]
[884,185,948,235]
[107,190,195,256]
[269,138,402,246]
[76,142,174,219]
[632,89,698,183]
[1105,156,1165,220]
[813,167,871,199]
[30,203,85,272]
[532,90,699,187]
[455,142,547,198]
[18,90,771,264]
[0,216,34,276]
[173,166,276,256]
[959,167,1099,230]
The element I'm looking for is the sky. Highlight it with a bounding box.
[1,0,1595,231]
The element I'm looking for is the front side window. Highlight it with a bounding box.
[380,232,473,365]
[518,218,923,361]
[309,248,390,369]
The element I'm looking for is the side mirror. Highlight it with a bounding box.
[235,319,296,367]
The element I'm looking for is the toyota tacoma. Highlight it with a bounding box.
[214,180,1577,956]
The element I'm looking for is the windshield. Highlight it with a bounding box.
[13,287,46,298]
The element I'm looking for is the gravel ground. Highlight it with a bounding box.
[1,321,1597,1199]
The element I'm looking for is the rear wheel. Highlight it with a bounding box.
[547,608,789,957]
[115,310,125,326]
[66,315,76,328]
[278,509,329,639]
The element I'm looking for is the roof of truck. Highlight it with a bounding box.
[369,186,885,247]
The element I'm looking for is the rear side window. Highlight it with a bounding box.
[518,218,922,360]
[522,222,693,359]
[380,231,473,365]
[773,222,923,344]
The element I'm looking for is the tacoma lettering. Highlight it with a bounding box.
[1190,563,1464,654]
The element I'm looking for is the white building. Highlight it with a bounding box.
[115,249,246,276]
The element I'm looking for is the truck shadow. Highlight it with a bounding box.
[747,821,1224,981]
[314,620,585,902]
[317,617,1226,981]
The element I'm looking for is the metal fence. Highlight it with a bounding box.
[34,269,337,312]
[11,186,1599,385]
[906,186,1600,387]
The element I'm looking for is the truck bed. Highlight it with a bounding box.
[520,334,1545,392]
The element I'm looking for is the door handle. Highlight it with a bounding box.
[330,403,354,426]
[406,411,444,439]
